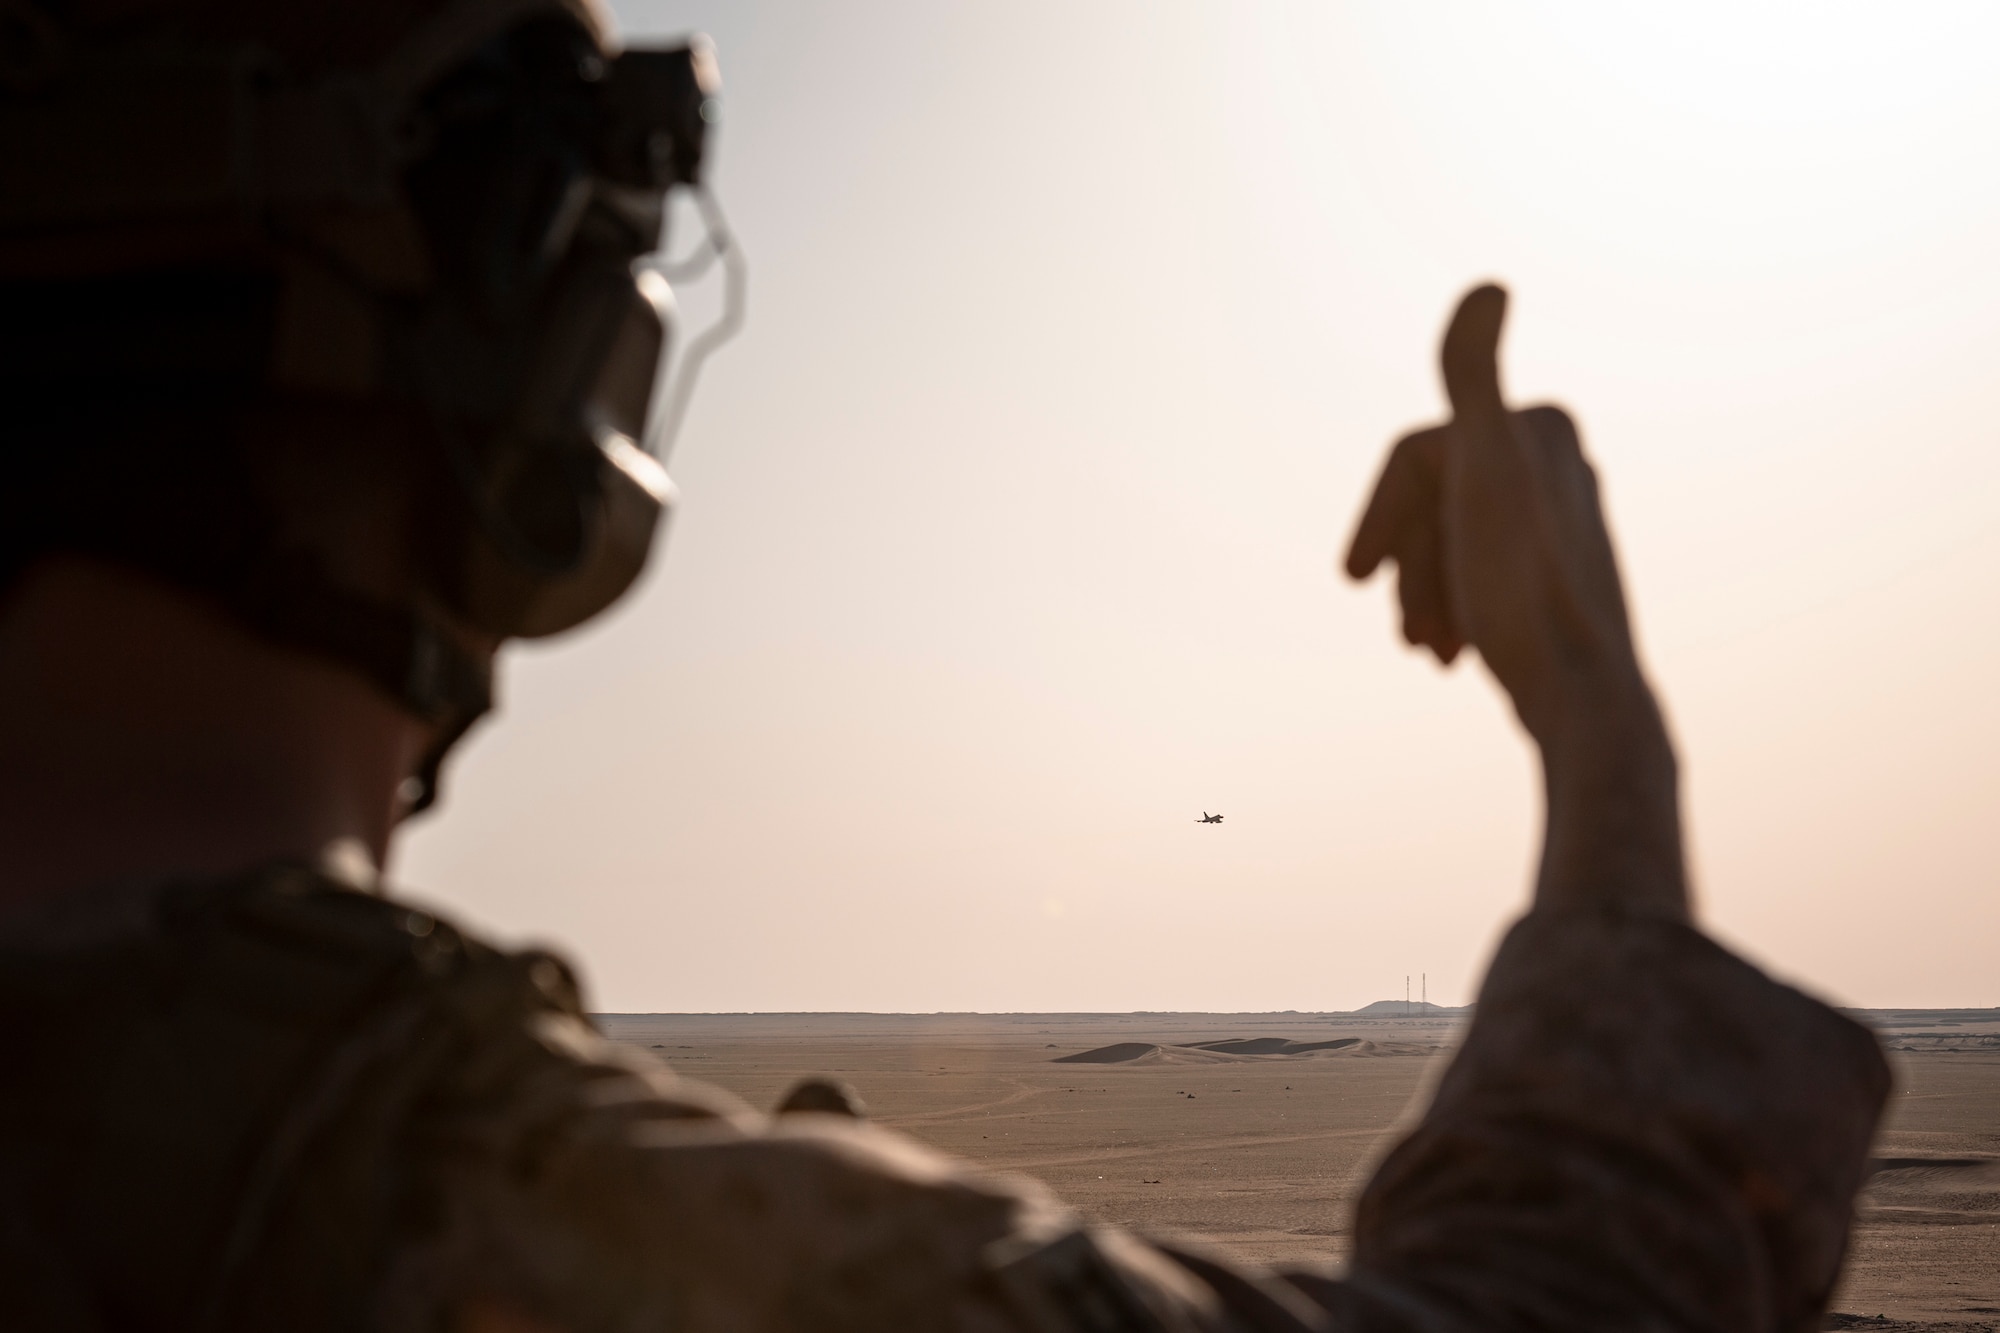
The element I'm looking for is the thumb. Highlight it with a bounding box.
[1440,283,1510,437]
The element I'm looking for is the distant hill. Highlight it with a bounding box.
[1352,1000,1471,1015]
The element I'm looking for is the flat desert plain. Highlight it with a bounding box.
[597,1008,2000,1332]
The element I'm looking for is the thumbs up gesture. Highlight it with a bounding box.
[1346,285,1688,918]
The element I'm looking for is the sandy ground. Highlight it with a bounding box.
[1837,1013,2000,1330]
[597,1008,2000,1330]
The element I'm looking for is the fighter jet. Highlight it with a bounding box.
[1196,812,1224,824]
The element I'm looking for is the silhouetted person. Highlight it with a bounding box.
[0,1,1886,1327]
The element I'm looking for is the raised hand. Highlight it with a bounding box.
[1345,285,1688,919]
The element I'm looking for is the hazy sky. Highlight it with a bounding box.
[402,2,2000,1013]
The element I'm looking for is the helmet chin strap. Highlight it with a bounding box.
[223,553,493,816]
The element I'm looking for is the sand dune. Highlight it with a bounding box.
[1051,1036,1440,1064]
[1052,1042,1161,1064]
[1186,1037,1364,1056]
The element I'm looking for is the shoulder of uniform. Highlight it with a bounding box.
[0,859,586,1033]
[203,864,600,1027]
[172,862,479,967]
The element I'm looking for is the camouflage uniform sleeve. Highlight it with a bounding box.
[1329,908,1891,1333]
[1,868,1303,1331]
[375,965,1288,1333]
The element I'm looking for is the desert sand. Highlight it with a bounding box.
[597,1007,2000,1332]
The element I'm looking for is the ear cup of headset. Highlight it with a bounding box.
[450,428,673,637]
[443,259,677,638]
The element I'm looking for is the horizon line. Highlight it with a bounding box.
[591,1004,1999,1018]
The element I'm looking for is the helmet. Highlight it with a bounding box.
[0,0,741,808]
